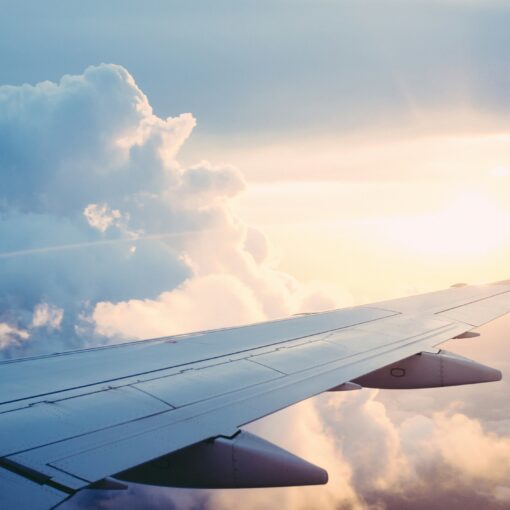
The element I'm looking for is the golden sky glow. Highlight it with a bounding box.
[233,131,510,304]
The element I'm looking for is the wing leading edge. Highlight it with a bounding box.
[1,281,510,509]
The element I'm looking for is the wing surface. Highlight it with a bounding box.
[1,281,510,508]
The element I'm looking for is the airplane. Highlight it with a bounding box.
[1,280,510,509]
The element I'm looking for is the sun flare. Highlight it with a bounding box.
[376,191,510,258]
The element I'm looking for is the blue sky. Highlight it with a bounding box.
[3,0,510,141]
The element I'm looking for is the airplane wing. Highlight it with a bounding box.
[2,280,510,509]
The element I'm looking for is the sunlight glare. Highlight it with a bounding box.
[375,191,510,258]
[490,165,509,178]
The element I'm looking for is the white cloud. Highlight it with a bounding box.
[92,274,266,340]
[0,63,347,359]
[414,411,510,483]
[0,64,196,215]
[0,323,29,350]
[83,203,125,233]
[31,302,64,330]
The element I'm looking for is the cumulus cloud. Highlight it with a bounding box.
[83,203,125,233]
[31,302,64,329]
[92,274,266,340]
[0,323,29,350]
[0,64,195,215]
[0,63,344,359]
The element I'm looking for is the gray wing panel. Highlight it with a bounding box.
[376,283,510,315]
[436,291,510,326]
[0,387,170,458]
[0,467,68,510]
[0,306,393,406]
[134,359,281,407]
[7,315,466,486]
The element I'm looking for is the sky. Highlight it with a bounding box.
[1,1,510,508]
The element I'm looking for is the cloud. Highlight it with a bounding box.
[0,64,195,215]
[404,411,510,484]
[0,63,345,359]
[0,323,29,350]
[31,302,64,329]
[83,203,125,233]
[92,274,266,340]
[179,161,246,206]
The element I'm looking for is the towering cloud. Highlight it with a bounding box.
[0,63,341,358]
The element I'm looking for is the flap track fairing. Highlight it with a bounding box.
[352,350,501,389]
[115,430,328,489]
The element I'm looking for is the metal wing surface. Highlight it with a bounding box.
[2,281,510,509]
